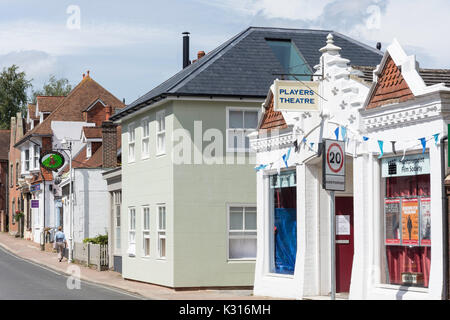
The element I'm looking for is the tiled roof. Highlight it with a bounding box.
[0,130,10,160]
[82,126,102,139]
[366,56,414,109]
[16,75,125,147]
[37,96,66,113]
[259,95,287,131]
[352,65,450,87]
[112,27,383,121]
[27,104,38,120]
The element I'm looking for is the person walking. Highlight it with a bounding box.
[54,226,67,262]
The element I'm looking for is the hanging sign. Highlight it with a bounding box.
[31,200,39,208]
[273,80,320,112]
[322,139,346,191]
[381,154,430,178]
[401,198,419,245]
[420,198,431,246]
[385,199,401,245]
[40,151,65,172]
[30,184,41,192]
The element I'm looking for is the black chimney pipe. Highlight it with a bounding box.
[182,32,190,69]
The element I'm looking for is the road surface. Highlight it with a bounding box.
[0,246,141,300]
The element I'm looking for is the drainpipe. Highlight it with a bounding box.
[440,135,448,300]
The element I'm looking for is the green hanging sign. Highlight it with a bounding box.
[40,151,65,172]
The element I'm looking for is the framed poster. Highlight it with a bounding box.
[420,198,431,246]
[385,199,401,245]
[336,215,350,236]
[401,198,419,245]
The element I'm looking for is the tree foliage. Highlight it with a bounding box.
[31,75,72,104]
[0,65,31,129]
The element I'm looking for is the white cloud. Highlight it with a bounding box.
[0,20,174,56]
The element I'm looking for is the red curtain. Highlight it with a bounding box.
[385,174,430,287]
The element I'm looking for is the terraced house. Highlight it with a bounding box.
[110,27,384,288]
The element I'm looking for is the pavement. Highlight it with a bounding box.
[0,232,281,300]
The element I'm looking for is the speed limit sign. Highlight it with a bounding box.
[322,139,345,191]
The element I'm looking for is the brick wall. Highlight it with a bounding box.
[102,121,118,168]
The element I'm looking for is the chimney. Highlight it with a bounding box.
[182,32,190,69]
[102,120,118,168]
[105,105,112,121]
[197,51,205,60]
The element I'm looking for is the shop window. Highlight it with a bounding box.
[142,206,150,257]
[269,170,297,275]
[113,191,121,251]
[228,205,257,260]
[382,154,431,288]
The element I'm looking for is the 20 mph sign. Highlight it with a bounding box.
[323,139,346,191]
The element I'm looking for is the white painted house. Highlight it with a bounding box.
[250,35,450,300]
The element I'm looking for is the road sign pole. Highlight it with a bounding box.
[330,190,336,300]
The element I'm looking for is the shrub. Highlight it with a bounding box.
[83,234,108,245]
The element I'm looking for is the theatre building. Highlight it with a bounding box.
[250,35,450,299]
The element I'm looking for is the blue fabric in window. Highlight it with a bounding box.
[274,208,297,275]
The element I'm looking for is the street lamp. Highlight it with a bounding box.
[60,138,74,263]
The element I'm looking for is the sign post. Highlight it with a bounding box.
[322,139,346,300]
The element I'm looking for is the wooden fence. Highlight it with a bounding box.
[73,242,109,271]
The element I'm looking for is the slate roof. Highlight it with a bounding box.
[111,26,383,121]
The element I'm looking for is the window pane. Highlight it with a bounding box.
[159,236,166,257]
[229,111,243,128]
[230,207,243,230]
[116,227,121,249]
[228,131,244,150]
[245,208,257,230]
[159,207,166,230]
[229,238,257,259]
[144,238,150,256]
[244,111,258,129]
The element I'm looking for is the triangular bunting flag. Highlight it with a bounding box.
[341,126,347,141]
[377,140,384,159]
[433,133,440,146]
[334,127,340,140]
[390,141,397,155]
[419,138,426,154]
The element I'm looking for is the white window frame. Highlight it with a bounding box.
[142,206,150,257]
[86,142,92,159]
[33,145,40,170]
[24,148,30,172]
[128,207,136,257]
[227,204,257,261]
[156,110,166,156]
[141,117,150,159]
[128,123,136,163]
[113,191,121,253]
[157,204,167,259]
[225,107,260,153]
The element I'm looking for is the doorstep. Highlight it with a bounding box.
[303,293,349,300]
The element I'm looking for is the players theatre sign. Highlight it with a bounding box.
[274,80,320,112]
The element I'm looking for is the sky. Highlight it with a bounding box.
[0,0,448,104]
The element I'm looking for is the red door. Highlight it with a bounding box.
[335,197,354,293]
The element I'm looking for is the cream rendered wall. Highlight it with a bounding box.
[172,99,259,287]
[121,102,175,287]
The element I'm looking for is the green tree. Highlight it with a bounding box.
[31,75,72,104]
[0,65,31,129]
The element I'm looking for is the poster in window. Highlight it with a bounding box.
[401,198,419,245]
[420,198,431,246]
[385,199,401,245]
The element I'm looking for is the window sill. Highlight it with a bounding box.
[141,155,150,160]
[374,284,429,293]
[127,160,136,164]
[156,257,167,261]
[155,152,166,158]
[228,258,256,263]
[264,272,295,279]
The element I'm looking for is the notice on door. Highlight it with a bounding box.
[401,198,419,245]
[420,198,431,246]
[336,215,350,236]
[385,199,401,245]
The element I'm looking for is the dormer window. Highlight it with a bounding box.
[266,39,312,81]
[86,142,92,159]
